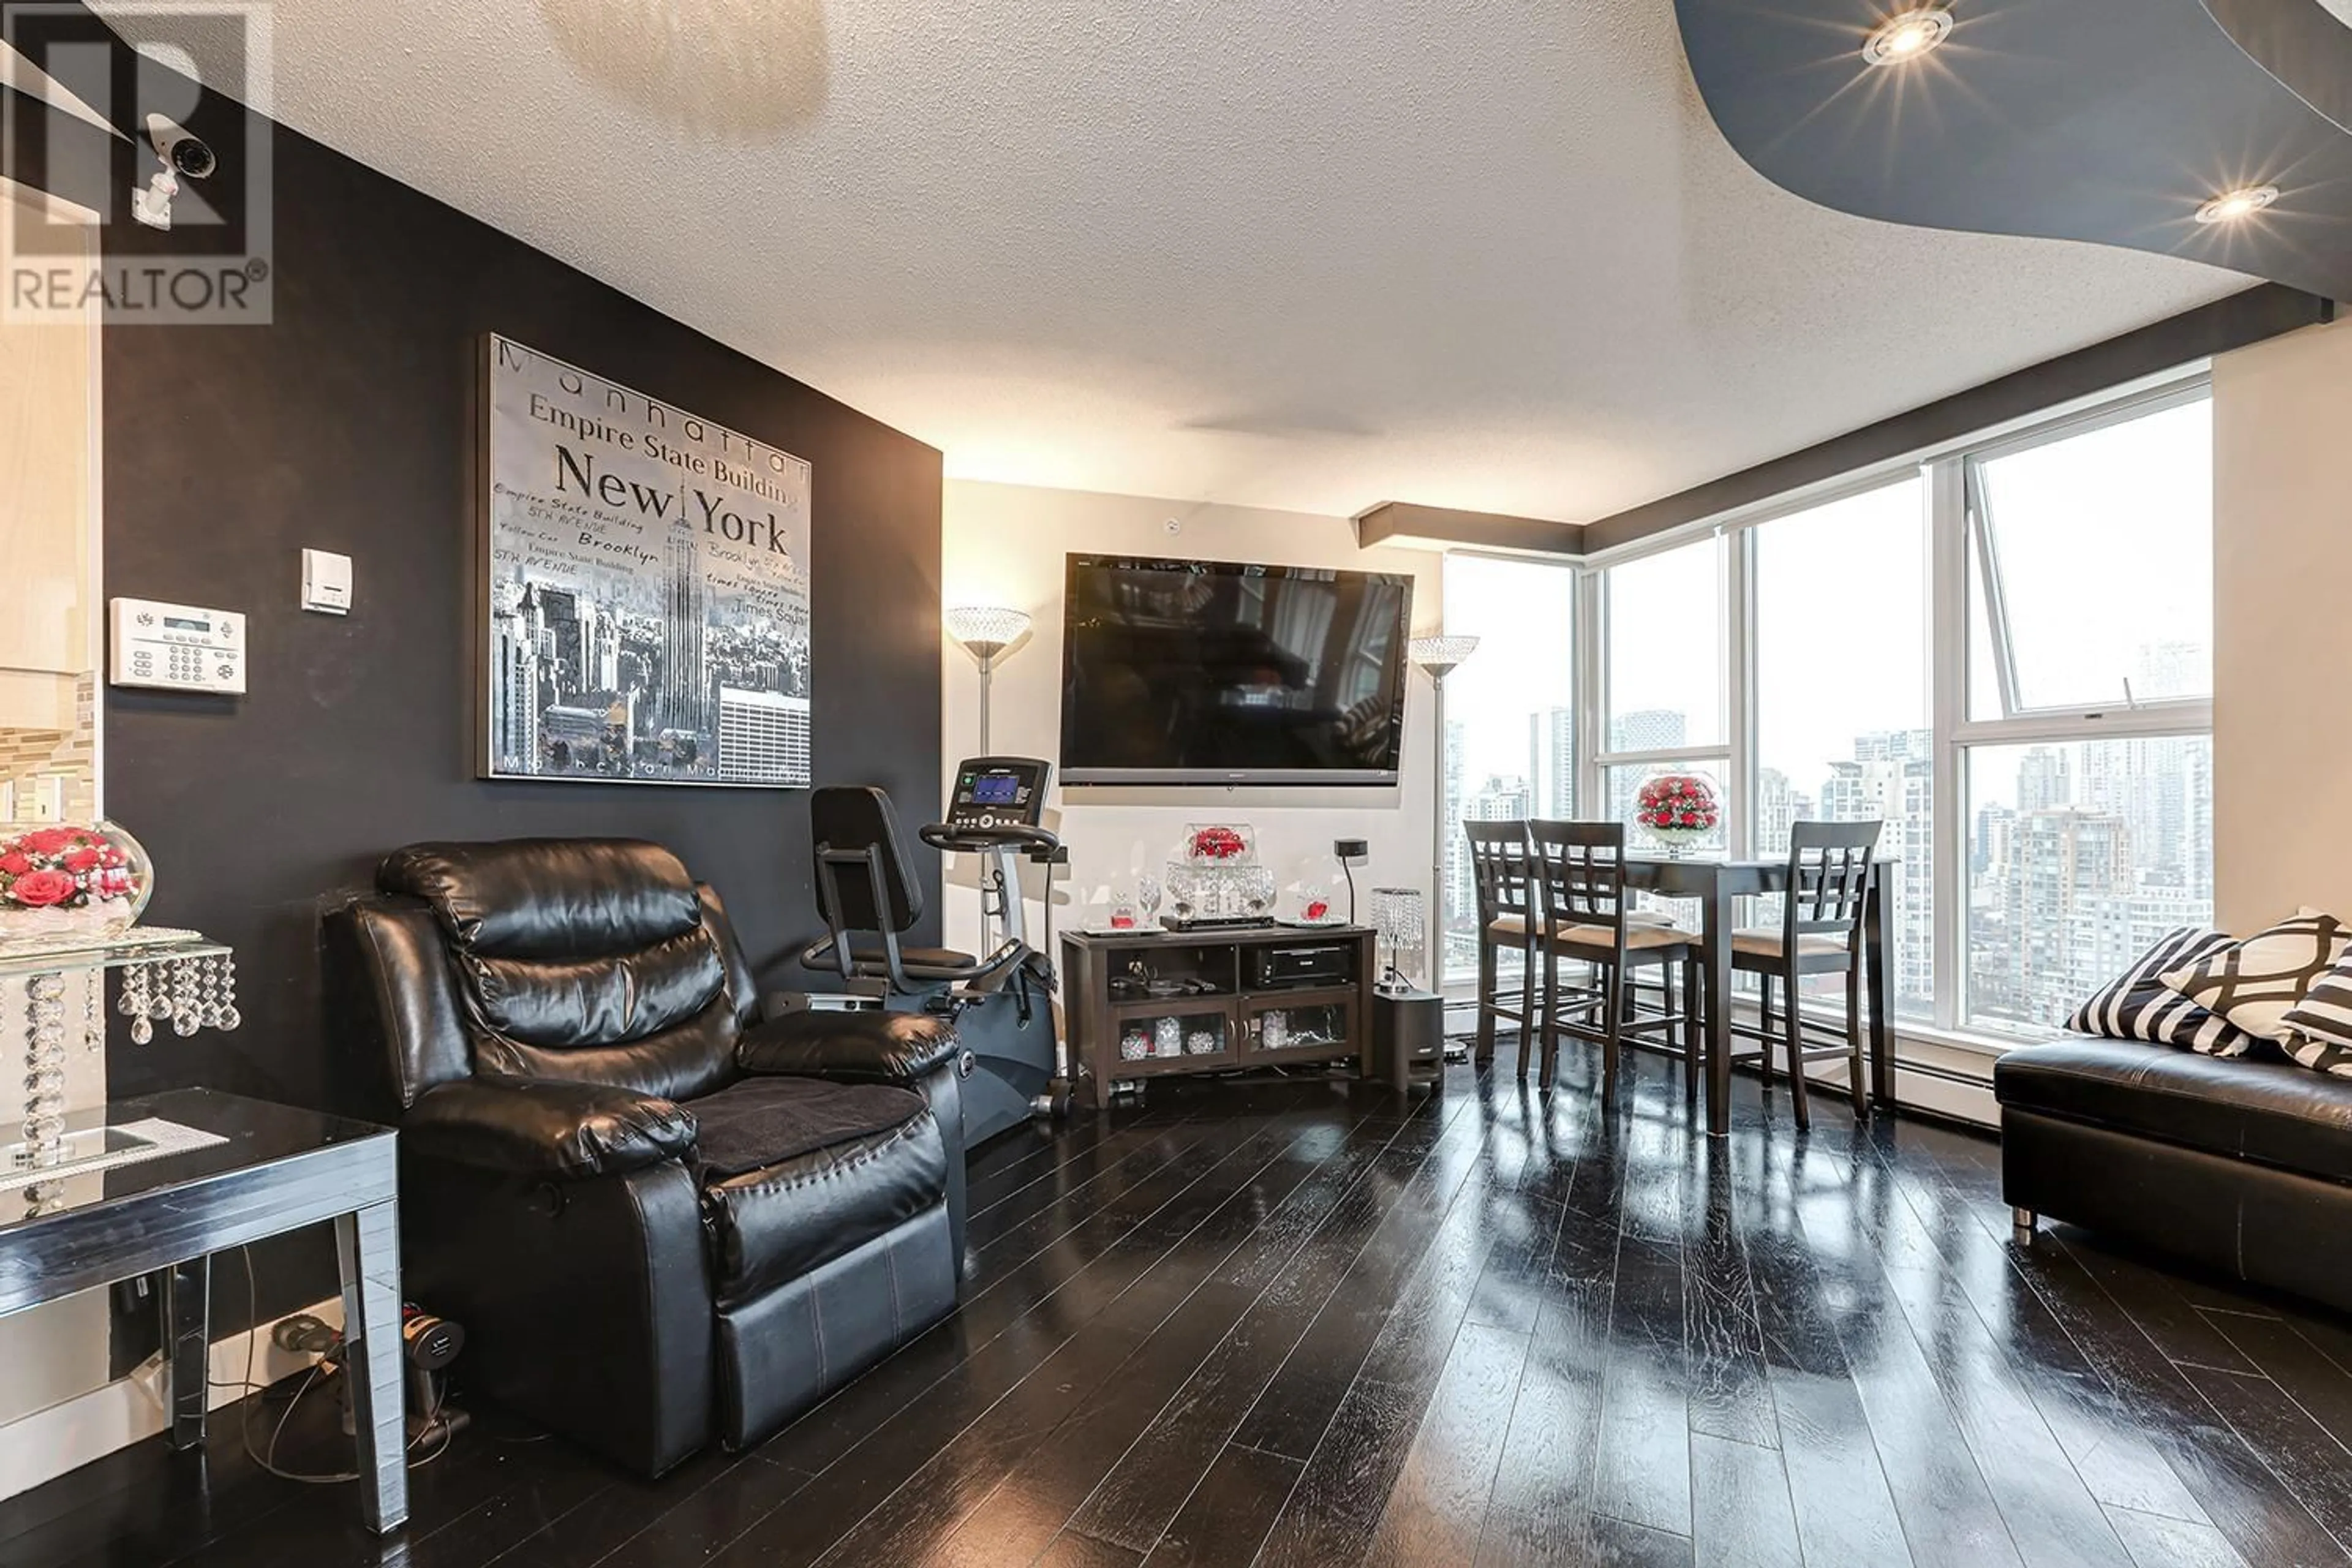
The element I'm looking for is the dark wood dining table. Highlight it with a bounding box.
[1620,854,1897,1137]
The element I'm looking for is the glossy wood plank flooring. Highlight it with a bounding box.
[11,1039,2352,1568]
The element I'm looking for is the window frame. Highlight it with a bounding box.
[1959,379,2215,736]
[1562,373,2214,1041]
[1592,530,1746,858]
[1437,550,1583,987]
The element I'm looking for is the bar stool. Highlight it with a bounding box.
[1733,819,1882,1129]
[1528,820,1701,1098]
[1464,820,1538,1066]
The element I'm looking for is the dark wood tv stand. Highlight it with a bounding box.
[1059,924,1375,1106]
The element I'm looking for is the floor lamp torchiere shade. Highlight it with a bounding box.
[945,606,1033,753]
[1409,635,1479,990]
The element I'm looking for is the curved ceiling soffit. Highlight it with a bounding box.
[1672,0,2352,302]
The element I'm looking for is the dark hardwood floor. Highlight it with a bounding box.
[10,1038,2352,1568]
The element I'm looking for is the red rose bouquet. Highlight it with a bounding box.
[1188,825,1249,862]
[0,821,151,942]
[1635,774,1719,850]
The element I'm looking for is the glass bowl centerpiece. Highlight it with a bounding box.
[0,820,153,952]
[1635,774,1720,856]
[1164,823,1276,925]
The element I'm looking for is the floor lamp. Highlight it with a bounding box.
[1408,634,1479,1003]
[944,606,1032,753]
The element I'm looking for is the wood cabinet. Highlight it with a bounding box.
[1059,926,1375,1106]
[0,183,99,731]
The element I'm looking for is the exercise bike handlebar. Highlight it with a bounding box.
[918,823,1061,857]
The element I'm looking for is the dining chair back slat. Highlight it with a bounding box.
[1527,819,1628,938]
[1784,819,1881,944]
[1464,820,1535,923]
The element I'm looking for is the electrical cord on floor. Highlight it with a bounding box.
[220,1245,454,1485]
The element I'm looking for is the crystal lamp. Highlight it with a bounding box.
[1369,886,1427,994]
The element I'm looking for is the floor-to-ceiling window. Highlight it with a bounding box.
[1436,554,1577,987]
[1567,379,2214,1040]
[1751,478,1933,1018]
[1956,392,2215,1036]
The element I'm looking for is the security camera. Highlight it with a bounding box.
[130,114,215,231]
[145,114,215,179]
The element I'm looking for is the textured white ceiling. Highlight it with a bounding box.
[137,0,2252,522]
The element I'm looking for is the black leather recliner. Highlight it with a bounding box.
[325,838,967,1477]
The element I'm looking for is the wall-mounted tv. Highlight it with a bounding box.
[1059,553,1415,786]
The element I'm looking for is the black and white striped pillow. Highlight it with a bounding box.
[2162,909,2350,1044]
[2281,951,2352,1077]
[2067,929,2260,1057]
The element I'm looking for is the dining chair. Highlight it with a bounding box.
[1527,820,1701,1098]
[1732,819,1882,1129]
[1464,820,1539,1066]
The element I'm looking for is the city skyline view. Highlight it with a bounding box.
[1440,710,2214,1036]
[1435,396,2215,1036]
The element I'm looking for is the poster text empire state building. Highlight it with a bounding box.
[480,334,813,788]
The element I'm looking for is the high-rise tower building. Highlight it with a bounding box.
[1528,707,1575,818]
[661,535,710,738]
[491,607,540,772]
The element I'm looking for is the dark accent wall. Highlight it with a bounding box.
[94,106,942,1316]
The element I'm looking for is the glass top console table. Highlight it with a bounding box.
[0,1089,406,1533]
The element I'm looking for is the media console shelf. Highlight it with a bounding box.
[1060,925,1376,1107]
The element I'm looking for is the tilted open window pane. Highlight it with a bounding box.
[1437,555,1577,986]
[1605,535,1727,751]
[1962,736,2215,1038]
[1969,397,2214,715]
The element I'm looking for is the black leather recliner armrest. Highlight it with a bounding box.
[737,1009,962,1084]
[404,1076,698,1179]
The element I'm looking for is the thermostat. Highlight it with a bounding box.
[109,598,246,694]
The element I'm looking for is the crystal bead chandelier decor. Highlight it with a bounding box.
[7,929,241,1174]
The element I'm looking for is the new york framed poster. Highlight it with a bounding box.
[477,335,812,787]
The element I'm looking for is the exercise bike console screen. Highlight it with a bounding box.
[947,756,1052,832]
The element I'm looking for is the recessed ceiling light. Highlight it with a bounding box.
[1863,7,1955,66]
[2195,184,2279,224]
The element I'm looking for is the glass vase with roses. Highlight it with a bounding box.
[1634,774,1720,858]
[0,821,154,952]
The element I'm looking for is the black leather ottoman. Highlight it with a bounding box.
[1995,1037,2352,1313]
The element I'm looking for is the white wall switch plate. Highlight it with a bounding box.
[301,548,352,615]
[108,598,247,694]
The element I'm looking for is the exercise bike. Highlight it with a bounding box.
[799,758,1072,1147]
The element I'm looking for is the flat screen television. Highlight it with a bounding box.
[1059,553,1415,786]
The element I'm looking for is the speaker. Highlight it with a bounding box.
[1368,989,1444,1093]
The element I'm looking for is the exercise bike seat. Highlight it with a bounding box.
[805,777,1067,1147]
[797,933,1028,989]
[806,787,1038,993]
